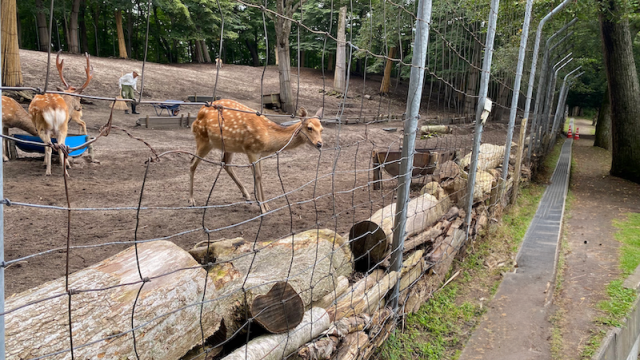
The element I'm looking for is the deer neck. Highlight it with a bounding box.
[62,94,79,116]
[265,121,306,153]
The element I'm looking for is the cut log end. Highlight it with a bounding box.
[349,221,388,272]
[251,281,305,334]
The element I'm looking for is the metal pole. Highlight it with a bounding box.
[388,0,432,311]
[551,66,581,137]
[538,54,572,150]
[502,0,534,180]
[0,3,5,358]
[522,2,574,157]
[528,28,574,160]
[464,0,500,234]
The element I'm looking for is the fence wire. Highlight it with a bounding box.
[0,0,575,358]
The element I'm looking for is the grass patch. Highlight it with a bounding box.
[579,214,640,358]
[615,213,640,276]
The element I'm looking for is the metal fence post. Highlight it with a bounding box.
[388,0,432,311]
[464,0,500,234]
[522,0,574,160]
[536,54,572,152]
[0,7,5,359]
[502,0,534,181]
[551,66,581,137]
[528,26,575,160]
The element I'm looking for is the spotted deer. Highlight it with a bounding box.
[28,52,93,176]
[189,99,324,213]
[215,58,223,69]
[1,96,39,161]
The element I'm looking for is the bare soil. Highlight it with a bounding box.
[554,118,640,358]
[4,50,514,296]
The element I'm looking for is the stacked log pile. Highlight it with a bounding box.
[4,142,529,360]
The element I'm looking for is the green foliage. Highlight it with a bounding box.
[596,280,636,327]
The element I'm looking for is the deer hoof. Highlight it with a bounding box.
[188,199,197,207]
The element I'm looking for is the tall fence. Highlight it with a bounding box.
[0,0,578,358]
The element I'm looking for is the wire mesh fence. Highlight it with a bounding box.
[0,0,578,358]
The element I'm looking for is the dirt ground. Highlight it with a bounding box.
[553,118,640,358]
[3,50,518,296]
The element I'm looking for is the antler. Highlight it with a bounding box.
[55,51,70,89]
[75,53,94,94]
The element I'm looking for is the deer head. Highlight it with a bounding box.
[55,51,93,113]
[297,107,324,149]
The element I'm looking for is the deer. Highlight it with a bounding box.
[2,96,39,161]
[28,52,93,176]
[189,99,324,213]
[215,58,223,69]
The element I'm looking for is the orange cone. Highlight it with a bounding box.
[575,127,579,140]
[567,125,573,138]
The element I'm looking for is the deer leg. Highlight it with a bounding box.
[3,126,8,162]
[222,152,252,201]
[39,130,53,176]
[189,141,214,206]
[56,132,70,177]
[247,153,269,213]
[72,117,87,135]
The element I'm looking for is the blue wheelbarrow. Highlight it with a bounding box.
[152,100,181,116]
[12,134,89,157]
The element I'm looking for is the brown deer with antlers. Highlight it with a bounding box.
[28,52,93,176]
[188,99,324,213]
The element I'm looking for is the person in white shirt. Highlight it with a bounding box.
[119,71,140,114]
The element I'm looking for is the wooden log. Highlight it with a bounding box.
[329,271,399,321]
[312,276,349,309]
[222,308,331,360]
[5,241,226,360]
[328,269,385,321]
[360,314,396,359]
[209,229,352,336]
[459,143,509,171]
[403,226,443,254]
[325,314,371,337]
[349,193,451,271]
[297,335,340,360]
[251,281,305,333]
[334,331,369,360]
[435,160,460,181]
[420,125,450,134]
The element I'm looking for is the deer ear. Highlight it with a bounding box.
[297,107,308,118]
[314,107,324,119]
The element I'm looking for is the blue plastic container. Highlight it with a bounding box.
[13,134,89,157]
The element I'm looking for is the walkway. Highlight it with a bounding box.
[459,139,573,360]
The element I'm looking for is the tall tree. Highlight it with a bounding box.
[1,0,23,86]
[599,0,640,182]
[274,0,301,114]
[34,0,49,51]
[115,9,128,58]
[333,6,347,92]
[379,46,395,94]
[68,0,81,53]
[594,88,611,150]
[78,0,89,53]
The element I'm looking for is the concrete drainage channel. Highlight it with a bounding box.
[594,270,640,360]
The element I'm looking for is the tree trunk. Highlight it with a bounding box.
[92,1,100,56]
[126,10,133,58]
[194,39,204,63]
[68,0,81,53]
[379,47,396,94]
[465,33,482,115]
[16,8,21,48]
[327,52,333,71]
[200,40,211,63]
[276,24,294,113]
[1,0,23,86]
[600,0,640,182]
[78,0,89,53]
[334,6,347,93]
[594,87,612,150]
[115,10,128,59]
[245,39,260,67]
[34,0,49,52]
